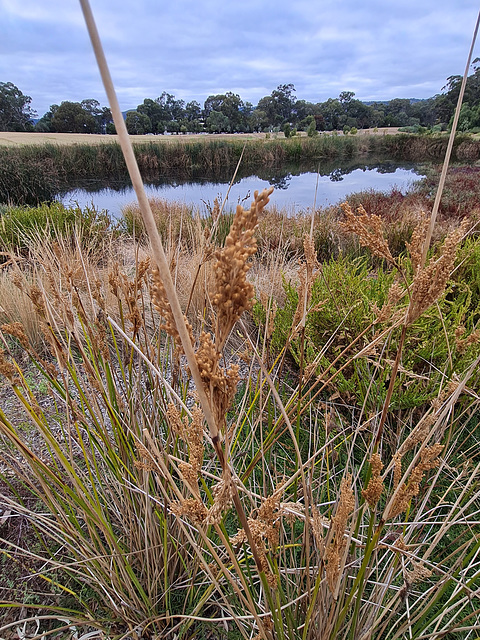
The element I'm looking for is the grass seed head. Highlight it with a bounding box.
[151,264,193,351]
[362,453,384,507]
[340,201,394,263]
[406,219,469,325]
[325,473,355,594]
[212,187,273,346]
[389,444,443,519]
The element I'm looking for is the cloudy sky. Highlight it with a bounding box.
[1,0,479,117]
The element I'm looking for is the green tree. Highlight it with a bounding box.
[0,82,36,131]
[294,99,315,125]
[307,119,318,137]
[125,110,151,135]
[80,99,112,133]
[203,92,245,132]
[137,98,163,133]
[205,110,230,133]
[317,98,343,130]
[339,90,355,105]
[50,101,97,133]
[35,104,59,132]
[185,100,202,122]
[256,84,296,128]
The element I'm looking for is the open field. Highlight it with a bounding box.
[0,128,401,146]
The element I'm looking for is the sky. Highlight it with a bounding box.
[1,0,479,118]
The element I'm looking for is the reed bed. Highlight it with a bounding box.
[0,182,479,639]
[2,133,480,205]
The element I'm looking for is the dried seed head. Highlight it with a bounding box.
[205,475,234,525]
[230,487,283,585]
[362,453,384,507]
[134,442,156,472]
[406,559,432,584]
[455,326,480,353]
[374,281,406,324]
[393,452,403,490]
[389,444,443,519]
[194,331,240,433]
[406,213,430,275]
[324,473,355,595]
[1,322,29,350]
[406,219,468,325]
[332,474,355,539]
[340,202,394,263]
[325,545,341,594]
[167,402,184,435]
[151,265,193,352]
[212,187,273,346]
[172,498,208,524]
[0,349,20,384]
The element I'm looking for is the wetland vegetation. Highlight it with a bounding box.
[0,157,480,637]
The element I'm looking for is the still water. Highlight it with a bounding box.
[60,162,422,217]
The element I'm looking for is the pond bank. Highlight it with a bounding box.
[1,132,480,205]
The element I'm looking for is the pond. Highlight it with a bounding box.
[59,160,424,217]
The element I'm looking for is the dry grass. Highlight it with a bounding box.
[0,131,271,147]
[0,129,402,147]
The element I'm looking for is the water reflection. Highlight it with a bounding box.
[59,159,424,217]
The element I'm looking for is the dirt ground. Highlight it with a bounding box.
[0,128,400,146]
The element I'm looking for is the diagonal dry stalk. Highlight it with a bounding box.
[79,2,277,628]
[371,11,480,445]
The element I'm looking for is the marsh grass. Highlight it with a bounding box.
[2,133,480,206]
[0,183,479,639]
[1,5,480,638]
[0,201,112,257]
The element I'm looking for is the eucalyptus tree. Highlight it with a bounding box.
[0,82,36,131]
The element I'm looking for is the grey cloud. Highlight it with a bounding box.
[1,0,479,115]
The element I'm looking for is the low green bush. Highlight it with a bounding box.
[269,241,480,414]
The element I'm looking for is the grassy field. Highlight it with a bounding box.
[0,128,401,146]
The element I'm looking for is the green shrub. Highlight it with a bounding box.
[307,121,318,137]
[270,245,480,414]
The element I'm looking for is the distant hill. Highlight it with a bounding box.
[363,98,426,105]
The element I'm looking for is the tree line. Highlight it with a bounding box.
[2,63,480,136]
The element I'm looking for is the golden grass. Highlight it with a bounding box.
[0,129,401,147]
[0,131,269,147]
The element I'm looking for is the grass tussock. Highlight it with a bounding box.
[0,177,479,640]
